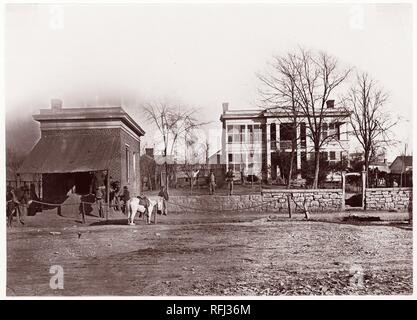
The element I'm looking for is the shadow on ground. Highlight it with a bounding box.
[309,215,412,231]
[89,219,133,226]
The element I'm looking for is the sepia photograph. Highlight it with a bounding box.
[2,1,414,299]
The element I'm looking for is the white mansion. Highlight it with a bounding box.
[219,101,350,181]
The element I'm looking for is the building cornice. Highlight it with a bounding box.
[34,106,145,137]
[220,108,351,121]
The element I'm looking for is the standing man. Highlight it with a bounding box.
[95,186,104,218]
[110,179,121,211]
[158,185,169,216]
[240,163,246,185]
[226,167,235,196]
[209,170,216,195]
[121,186,130,214]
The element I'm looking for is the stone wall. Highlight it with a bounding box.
[168,189,343,213]
[365,188,412,212]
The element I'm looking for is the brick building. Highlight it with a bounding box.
[18,100,145,203]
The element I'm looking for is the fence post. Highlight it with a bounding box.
[341,171,346,212]
[361,171,367,210]
[287,194,292,218]
[82,202,85,224]
[106,169,109,223]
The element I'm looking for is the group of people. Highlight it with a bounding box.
[93,177,134,217]
[208,167,236,196]
[92,167,241,218]
[93,177,169,219]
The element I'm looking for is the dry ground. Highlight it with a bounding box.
[6,208,412,296]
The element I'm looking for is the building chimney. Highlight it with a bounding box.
[326,100,335,109]
[222,102,229,113]
[51,99,63,111]
[145,148,154,158]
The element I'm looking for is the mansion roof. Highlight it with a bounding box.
[220,107,351,121]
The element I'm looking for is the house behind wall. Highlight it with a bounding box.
[219,102,350,182]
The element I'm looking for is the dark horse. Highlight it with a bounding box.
[6,185,32,227]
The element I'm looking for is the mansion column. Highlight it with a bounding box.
[266,121,271,180]
[296,124,302,179]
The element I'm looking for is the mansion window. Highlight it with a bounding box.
[329,122,340,140]
[227,124,262,144]
[247,124,262,144]
[321,123,328,139]
[227,151,262,174]
[300,122,306,147]
[227,125,252,144]
[240,125,246,143]
[279,123,296,142]
[322,122,341,141]
[227,125,240,143]
[270,123,276,149]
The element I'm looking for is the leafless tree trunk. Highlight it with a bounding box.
[143,101,208,190]
[343,72,396,187]
[292,49,351,188]
[258,48,351,189]
[257,54,300,188]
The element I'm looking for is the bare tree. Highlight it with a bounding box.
[204,138,210,166]
[180,126,210,193]
[142,101,208,189]
[258,48,351,188]
[139,151,156,190]
[258,53,301,187]
[183,128,198,192]
[343,72,397,186]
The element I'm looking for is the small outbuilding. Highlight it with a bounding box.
[389,155,413,187]
[18,100,145,204]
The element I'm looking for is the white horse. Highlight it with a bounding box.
[125,196,163,225]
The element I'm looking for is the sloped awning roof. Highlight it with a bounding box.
[19,134,120,174]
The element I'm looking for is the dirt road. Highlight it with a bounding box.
[7,210,412,296]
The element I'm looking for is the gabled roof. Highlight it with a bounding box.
[390,155,413,168]
[389,155,413,174]
[208,149,221,158]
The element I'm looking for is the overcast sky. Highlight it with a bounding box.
[5,3,413,161]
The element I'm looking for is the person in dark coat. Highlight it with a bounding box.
[95,187,104,218]
[121,186,130,214]
[209,170,216,195]
[226,167,235,196]
[109,179,121,211]
[158,186,169,215]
